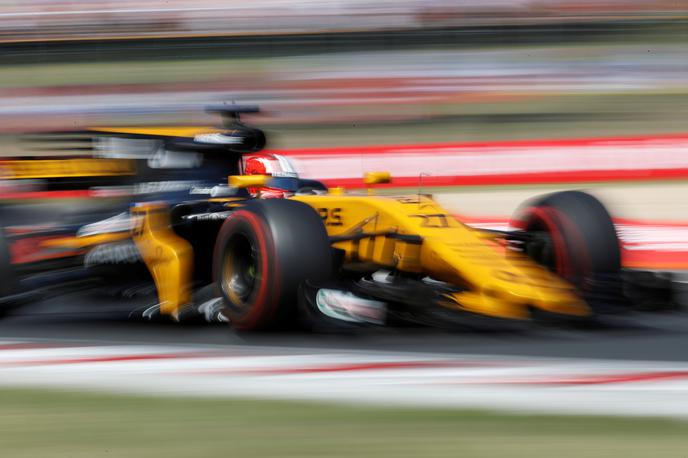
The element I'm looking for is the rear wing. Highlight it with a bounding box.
[17,103,266,161]
[88,104,265,154]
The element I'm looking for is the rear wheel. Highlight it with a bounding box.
[214,199,332,331]
[511,191,624,310]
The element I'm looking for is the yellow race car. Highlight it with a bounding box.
[1,105,625,331]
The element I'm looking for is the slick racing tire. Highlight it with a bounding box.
[511,190,624,310]
[214,199,332,331]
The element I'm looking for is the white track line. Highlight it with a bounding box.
[2,339,688,418]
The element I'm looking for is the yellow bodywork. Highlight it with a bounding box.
[0,158,134,180]
[88,126,220,138]
[27,116,593,323]
[44,203,193,320]
[42,179,589,322]
[42,232,131,249]
[130,204,193,319]
[363,171,392,185]
[291,193,590,320]
[229,174,270,189]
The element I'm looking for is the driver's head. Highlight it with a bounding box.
[243,154,270,177]
[243,153,298,198]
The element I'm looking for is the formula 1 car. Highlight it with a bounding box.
[0,105,639,330]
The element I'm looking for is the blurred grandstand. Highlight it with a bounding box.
[0,0,686,153]
[0,0,686,43]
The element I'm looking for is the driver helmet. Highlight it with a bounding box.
[243,153,298,198]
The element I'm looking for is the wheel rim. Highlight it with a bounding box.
[526,231,557,272]
[519,207,568,276]
[222,233,258,305]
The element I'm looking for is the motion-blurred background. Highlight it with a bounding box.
[0,0,687,152]
[2,4,688,457]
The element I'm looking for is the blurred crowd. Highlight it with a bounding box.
[0,0,686,151]
[0,0,686,42]
[1,43,686,144]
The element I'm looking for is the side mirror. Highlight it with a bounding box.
[363,171,391,185]
[229,174,270,189]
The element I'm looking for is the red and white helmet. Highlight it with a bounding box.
[243,153,298,178]
[242,153,299,198]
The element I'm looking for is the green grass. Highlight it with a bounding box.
[1,388,687,457]
[0,57,274,88]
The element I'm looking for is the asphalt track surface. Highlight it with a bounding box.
[2,292,688,363]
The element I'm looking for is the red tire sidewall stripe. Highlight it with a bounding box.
[216,210,279,329]
[547,208,595,281]
[519,206,571,277]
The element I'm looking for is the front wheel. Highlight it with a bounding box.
[511,190,625,310]
[213,199,332,331]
